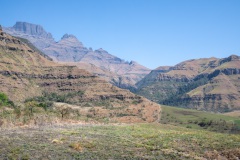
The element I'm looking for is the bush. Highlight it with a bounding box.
[0,92,8,106]
[186,125,192,128]
[38,102,53,111]
[0,92,14,107]
[25,91,85,107]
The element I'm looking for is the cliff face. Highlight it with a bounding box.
[12,22,53,39]
[4,22,150,90]
[136,55,240,112]
[0,29,161,123]
[3,22,55,49]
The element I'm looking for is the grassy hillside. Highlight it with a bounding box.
[135,55,240,112]
[160,105,240,133]
[0,123,239,159]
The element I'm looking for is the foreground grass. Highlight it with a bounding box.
[0,123,239,159]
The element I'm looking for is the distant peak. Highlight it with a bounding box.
[95,48,107,53]
[219,54,239,65]
[154,66,172,71]
[61,34,77,40]
[12,21,53,39]
[13,21,43,31]
[59,33,83,47]
[129,61,137,65]
[228,54,239,60]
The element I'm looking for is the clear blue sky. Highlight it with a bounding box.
[2,0,240,69]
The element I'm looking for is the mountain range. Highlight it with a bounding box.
[3,22,150,90]
[0,27,161,123]
[3,22,240,113]
[135,55,240,112]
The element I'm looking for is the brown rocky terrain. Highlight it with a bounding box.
[58,61,138,90]
[136,55,240,112]
[4,22,150,90]
[0,28,161,123]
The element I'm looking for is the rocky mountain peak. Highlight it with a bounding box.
[228,54,239,61]
[95,48,107,53]
[0,25,2,32]
[220,54,240,65]
[129,61,137,65]
[58,33,83,48]
[13,22,53,39]
[61,34,77,40]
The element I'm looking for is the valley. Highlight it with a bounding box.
[0,22,240,160]
[135,55,240,112]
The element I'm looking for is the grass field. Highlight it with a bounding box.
[0,123,239,159]
[0,105,240,159]
[160,105,240,133]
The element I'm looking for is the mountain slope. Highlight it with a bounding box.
[0,28,161,123]
[4,22,150,89]
[135,55,240,112]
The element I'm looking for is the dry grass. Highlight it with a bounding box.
[0,123,239,159]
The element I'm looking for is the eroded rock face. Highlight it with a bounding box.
[13,22,53,39]
[0,31,161,123]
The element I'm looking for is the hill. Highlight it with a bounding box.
[135,55,240,112]
[3,22,150,90]
[0,27,161,123]
[160,105,240,133]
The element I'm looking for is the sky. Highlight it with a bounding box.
[1,0,240,69]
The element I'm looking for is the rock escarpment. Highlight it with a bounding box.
[0,29,161,123]
[136,55,240,112]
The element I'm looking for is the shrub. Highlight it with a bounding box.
[186,125,192,128]
[0,92,8,106]
[0,92,14,107]
[25,91,85,106]
[38,101,53,111]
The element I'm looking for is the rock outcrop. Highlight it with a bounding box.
[12,22,53,39]
[0,30,161,123]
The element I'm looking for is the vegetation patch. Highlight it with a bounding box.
[160,105,240,133]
